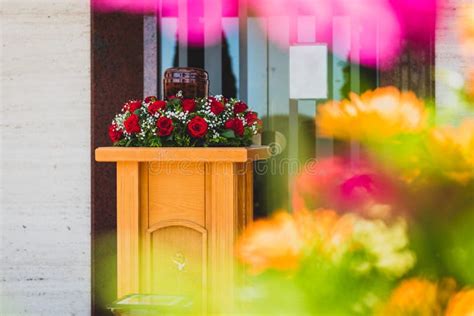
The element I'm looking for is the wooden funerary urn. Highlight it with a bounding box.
[95,146,269,312]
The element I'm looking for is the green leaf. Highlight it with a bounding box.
[222,129,236,138]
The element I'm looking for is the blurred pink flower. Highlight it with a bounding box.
[249,0,402,67]
[92,0,442,66]
[292,157,398,217]
[389,0,441,44]
[251,0,442,67]
[92,0,233,46]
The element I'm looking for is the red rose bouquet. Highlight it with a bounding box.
[108,94,262,147]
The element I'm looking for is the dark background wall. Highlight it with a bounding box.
[91,12,144,315]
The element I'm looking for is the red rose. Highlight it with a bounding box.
[123,100,142,113]
[224,118,245,136]
[233,119,245,136]
[224,119,234,130]
[234,101,248,114]
[108,124,123,143]
[124,114,141,134]
[245,111,258,125]
[182,99,196,112]
[210,98,225,115]
[148,100,167,114]
[144,96,157,103]
[187,116,208,138]
[156,116,174,136]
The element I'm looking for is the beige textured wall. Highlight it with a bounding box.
[0,0,91,314]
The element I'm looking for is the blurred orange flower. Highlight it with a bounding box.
[316,87,428,142]
[294,209,353,253]
[381,278,441,316]
[293,208,339,245]
[466,69,474,100]
[324,213,355,251]
[445,289,474,316]
[236,209,347,274]
[428,119,474,184]
[235,211,305,274]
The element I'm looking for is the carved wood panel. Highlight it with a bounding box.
[147,223,207,310]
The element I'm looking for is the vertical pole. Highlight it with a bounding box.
[267,16,290,211]
[350,18,361,164]
[144,13,158,97]
[238,1,248,101]
[267,16,290,131]
[247,17,268,118]
[288,99,299,210]
[204,0,223,94]
[178,0,188,67]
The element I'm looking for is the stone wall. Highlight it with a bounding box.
[0,0,91,314]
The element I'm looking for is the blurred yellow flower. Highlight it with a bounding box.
[316,87,428,142]
[381,278,441,316]
[352,218,415,277]
[445,289,474,316]
[428,119,474,184]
